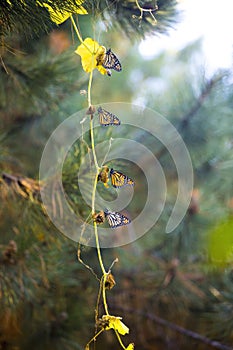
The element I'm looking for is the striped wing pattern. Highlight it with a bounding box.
[102,49,122,72]
[110,168,135,188]
[98,107,121,126]
[104,209,131,228]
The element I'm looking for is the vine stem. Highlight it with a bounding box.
[70,10,111,335]
[94,223,106,274]
[90,119,99,171]
[70,15,83,43]
[88,68,93,107]
[115,329,127,350]
[85,328,104,350]
[102,274,109,315]
[87,62,108,313]
[70,15,95,56]
[91,166,98,215]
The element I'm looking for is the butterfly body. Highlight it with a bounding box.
[104,209,131,228]
[98,107,121,126]
[97,166,109,187]
[110,168,135,188]
[102,49,122,72]
[92,211,105,224]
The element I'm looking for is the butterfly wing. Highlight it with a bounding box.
[110,169,135,188]
[98,107,121,126]
[112,115,121,125]
[126,177,134,186]
[102,49,122,72]
[110,169,127,188]
[104,210,131,228]
[98,107,111,125]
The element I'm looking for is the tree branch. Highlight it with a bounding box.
[179,73,224,131]
[114,306,233,350]
[155,72,225,160]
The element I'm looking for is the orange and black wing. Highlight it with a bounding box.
[110,168,135,188]
[98,107,121,126]
[102,49,122,72]
[104,209,131,228]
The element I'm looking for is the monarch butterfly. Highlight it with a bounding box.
[104,209,131,228]
[102,49,122,72]
[110,168,135,188]
[98,107,121,126]
[92,211,105,224]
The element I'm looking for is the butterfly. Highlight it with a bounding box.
[110,168,135,188]
[98,107,121,126]
[102,49,122,72]
[104,209,131,228]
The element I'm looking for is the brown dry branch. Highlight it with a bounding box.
[115,306,233,350]
[1,172,41,201]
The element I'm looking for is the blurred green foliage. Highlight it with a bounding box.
[208,217,233,265]
[1,1,233,350]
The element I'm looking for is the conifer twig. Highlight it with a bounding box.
[155,73,225,160]
[179,73,224,131]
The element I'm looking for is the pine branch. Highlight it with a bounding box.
[155,72,226,160]
[1,172,41,201]
[0,0,85,39]
[0,50,87,128]
[96,0,179,39]
[179,72,226,131]
[0,0,179,42]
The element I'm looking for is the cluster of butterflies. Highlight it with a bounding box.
[94,49,132,229]
[97,49,122,126]
[95,167,134,228]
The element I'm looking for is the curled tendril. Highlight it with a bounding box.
[135,0,158,25]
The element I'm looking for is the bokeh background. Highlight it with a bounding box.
[1,1,233,349]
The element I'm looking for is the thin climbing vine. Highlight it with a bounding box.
[73,21,134,349]
[40,2,159,349]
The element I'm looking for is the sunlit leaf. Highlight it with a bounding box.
[41,1,87,24]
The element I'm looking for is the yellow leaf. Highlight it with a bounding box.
[101,315,129,335]
[126,344,134,350]
[41,2,87,25]
[75,38,108,75]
